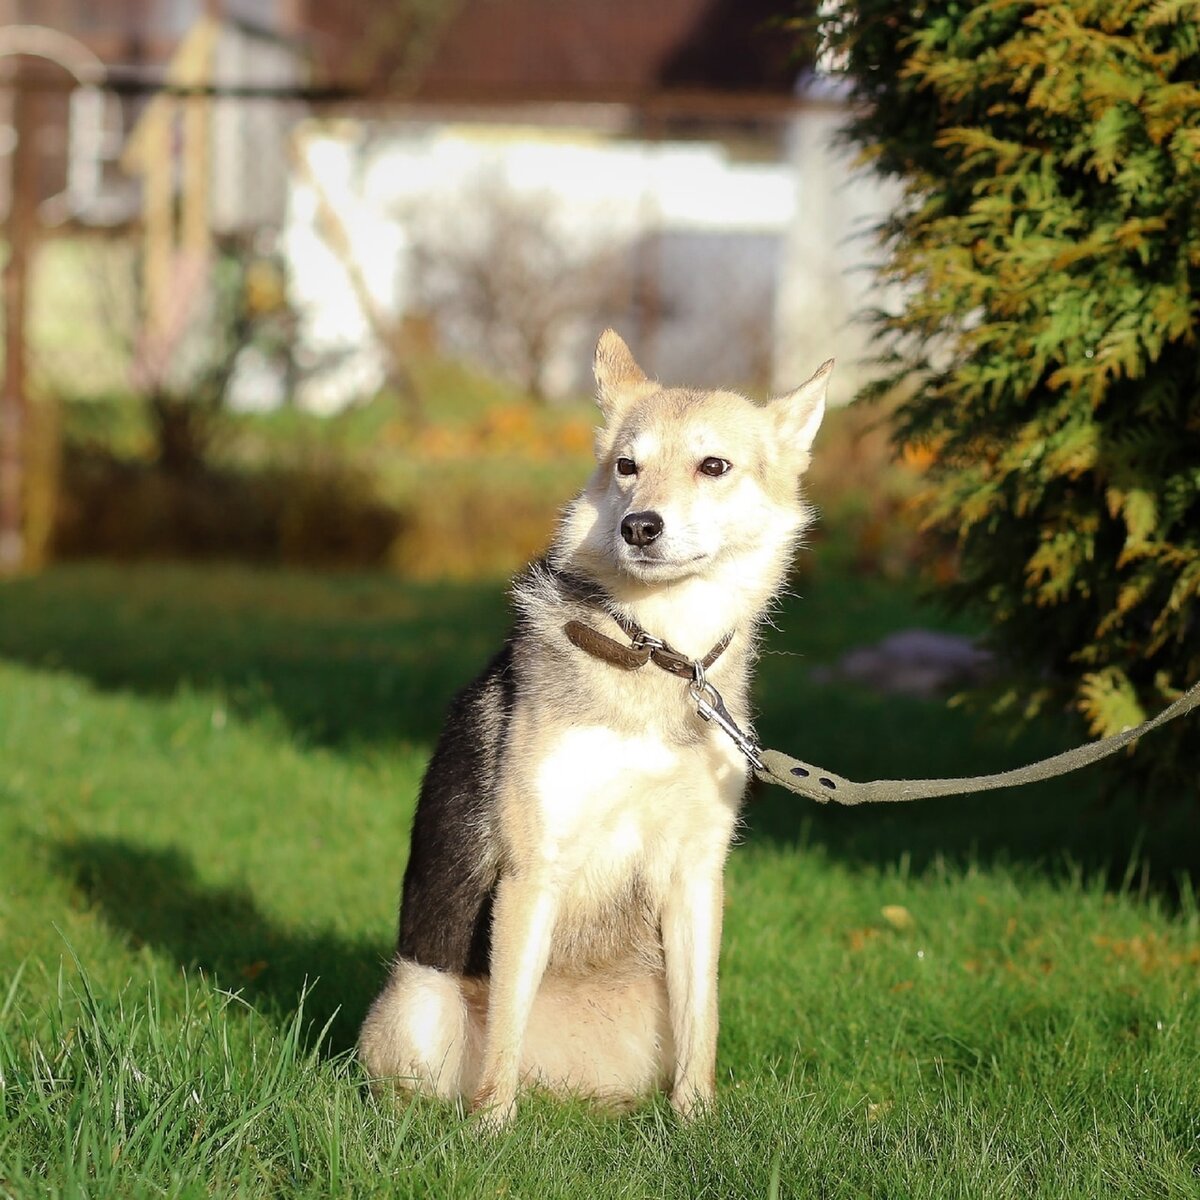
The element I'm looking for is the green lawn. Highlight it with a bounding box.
[0,563,1196,1198]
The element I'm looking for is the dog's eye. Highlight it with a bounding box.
[615,457,638,477]
[698,457,731,478]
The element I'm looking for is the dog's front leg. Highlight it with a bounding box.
[662,863,724,1121]
[471,870,559,1129]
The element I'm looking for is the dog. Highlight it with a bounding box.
[359,330,830,1127]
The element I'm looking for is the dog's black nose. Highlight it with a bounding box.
[621,511,664,547]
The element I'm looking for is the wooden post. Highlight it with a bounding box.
[0,78,36,573]
[121,13,219,373]
[142,104,174,340]
[182,87,211,259]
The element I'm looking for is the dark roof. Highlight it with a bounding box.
[408,0,801,104]
[21,0,804,104]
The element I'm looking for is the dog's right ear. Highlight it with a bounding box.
[770,358,832,462]
[593,329,648,421]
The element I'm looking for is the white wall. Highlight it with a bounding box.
[284,119,799,409]
[283,110,895,411]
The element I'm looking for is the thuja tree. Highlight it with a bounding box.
[809,1,1200,797]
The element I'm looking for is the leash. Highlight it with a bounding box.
[754,681,1200,805]
[565,618,1200,806]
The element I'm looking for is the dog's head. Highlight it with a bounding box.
[557,330,830,587]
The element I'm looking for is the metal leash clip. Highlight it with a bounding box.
[689,667,765,770]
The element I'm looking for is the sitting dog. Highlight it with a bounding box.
[360,330,830,1127]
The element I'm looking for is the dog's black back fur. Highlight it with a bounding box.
[396,646,515,977]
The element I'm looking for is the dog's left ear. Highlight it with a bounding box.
[770,358,832,461]
[594,329,649,421]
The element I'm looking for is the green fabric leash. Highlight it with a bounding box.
[564,616,1200,806]
[754,678,1200,806]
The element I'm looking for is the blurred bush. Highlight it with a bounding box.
[55,445,405,567]
[51,354,594,575]
[392,474,564,580]
[405,176,629,402]
[801,396,941,584]
[811,0,1200,798]
[49,347,927,579]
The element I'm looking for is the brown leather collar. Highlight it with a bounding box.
[549,565,733,678]
[564,618,733,680]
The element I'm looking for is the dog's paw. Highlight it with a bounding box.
[670,1085,716,1124]
[470,1087,517,1135]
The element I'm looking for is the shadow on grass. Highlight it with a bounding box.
[7,563,1197,891]
[50,835,387,1055]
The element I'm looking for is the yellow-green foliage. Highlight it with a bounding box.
[814,0,1200,796]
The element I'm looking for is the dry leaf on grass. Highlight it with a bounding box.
[881,904,915,931]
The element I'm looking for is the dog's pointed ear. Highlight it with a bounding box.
[594,329,647,420]
[770,358,832,460]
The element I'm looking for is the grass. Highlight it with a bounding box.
[0,562,1197,1198]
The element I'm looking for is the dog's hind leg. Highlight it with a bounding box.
[358,959,473,1100]
[519,971,673,1107]
[359,961,672,1113]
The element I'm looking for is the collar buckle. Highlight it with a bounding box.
[629,630,666,653]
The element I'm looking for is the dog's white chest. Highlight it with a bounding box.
[529,722,744,873]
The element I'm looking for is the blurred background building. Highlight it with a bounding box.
[0,0,899,571]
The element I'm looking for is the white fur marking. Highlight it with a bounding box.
[535,726,679,850]
[406,977,455,1062]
